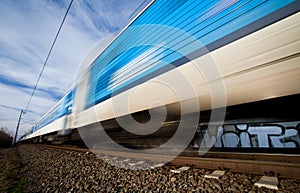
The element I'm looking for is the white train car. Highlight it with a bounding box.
[75,0,300,124]
[23,90,75,142]
[23,0,300,151]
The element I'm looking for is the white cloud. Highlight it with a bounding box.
[0,83,54,137]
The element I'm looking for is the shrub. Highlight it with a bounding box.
[0,128,13,147]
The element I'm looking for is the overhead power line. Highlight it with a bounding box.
[24,0,74,112]
[128,0,150,21]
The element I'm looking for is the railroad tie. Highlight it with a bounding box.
[254,176,278,190]
[150,163,165,169]
[129,161,145,166]
[204,170,226,179]
[170,166,190,173]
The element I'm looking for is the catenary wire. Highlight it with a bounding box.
[24,0,74,112]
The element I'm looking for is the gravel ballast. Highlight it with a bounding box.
[1,144,299,192]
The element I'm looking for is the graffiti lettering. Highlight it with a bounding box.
[248,126,282,147]
[191,122,300,148]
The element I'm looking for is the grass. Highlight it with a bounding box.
[0,147,26,193]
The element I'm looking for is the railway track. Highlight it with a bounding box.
[34,144,300,179]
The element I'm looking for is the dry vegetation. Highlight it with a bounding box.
[0,128,13,148]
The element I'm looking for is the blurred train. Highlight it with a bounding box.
[21,0,300,151]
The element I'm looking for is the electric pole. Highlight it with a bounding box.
[12,110,25,146]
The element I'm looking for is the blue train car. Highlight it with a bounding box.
[27,89,76,139]
[72,0,300,152]
[85,0,300,109]
[24,0,300,152]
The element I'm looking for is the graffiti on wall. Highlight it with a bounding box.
[191,121,300,148]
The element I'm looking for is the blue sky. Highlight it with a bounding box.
[0,0,151,138]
